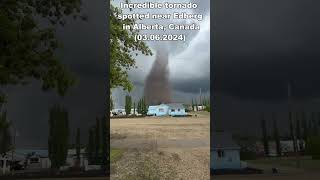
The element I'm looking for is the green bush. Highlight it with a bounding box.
[306,136,320,160]
[240,150,257,160]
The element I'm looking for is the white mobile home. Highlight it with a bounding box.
[147,103,187,116]
[211,132,245,170]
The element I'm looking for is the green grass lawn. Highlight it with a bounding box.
[248,157,320,170]
[110,148,124,164]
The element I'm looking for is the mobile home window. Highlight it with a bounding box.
[171,109,175,112]
[217,150,225,158]
[159,108,164,112]
[178,109,180,111]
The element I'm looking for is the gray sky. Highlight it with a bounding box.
[5,1,107,148]
[4,0,211,148]
[213,0,320,135]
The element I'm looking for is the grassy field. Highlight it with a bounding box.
[247,157,320,171]
[213,173,320,180]
[110,112,210,180]
[110,148,124,164]
[212,157,320,180]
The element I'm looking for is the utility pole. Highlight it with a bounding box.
[199,88,202,109]
[11,124,17,175]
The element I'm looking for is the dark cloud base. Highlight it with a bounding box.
[213,0,320,102]
[212,0,320,135]
[6,1,107,148]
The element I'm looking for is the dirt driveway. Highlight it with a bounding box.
[110,113,210,180]
[212,172,320,180]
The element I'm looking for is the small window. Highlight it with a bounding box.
[30,157,39,163]
[171,109,175,112]
[159,108,164,112]
[178,109,180,111]
[217,150,225,158]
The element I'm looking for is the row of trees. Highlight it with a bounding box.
[122,95,211,115]
[191,96,210,112]
[87,117,107,165]
[48,105,107,169]
[124,95,147,116]
[261,112,320,158]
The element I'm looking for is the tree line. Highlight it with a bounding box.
[114,95,147,116]
[191,96,210,112]
[114,94,211,115]
[261,111,320,159]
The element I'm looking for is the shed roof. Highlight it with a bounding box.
[212,132,240,150]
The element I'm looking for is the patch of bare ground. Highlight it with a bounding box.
[110,114,210,180]
[212,172,320,180]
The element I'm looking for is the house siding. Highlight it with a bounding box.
[168,108,186,116]
[211,149,241,170]
[147,104,186,116]
[147,104,169,116]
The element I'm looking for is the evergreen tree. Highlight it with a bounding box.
[137,100,141,114]
[302,112,309,144]
[312,112,318,136]
[0,111,11,157]
[273,113,281,157]
[205,98,211,112]
[76,128,81,161]
[306,136,320,159]
[87,127,95,164]
[110,96,114,110]
[296,113,302,151]
[141,98,144,114]
[308,119,313,137]
[133,102,136,115]
[101,116,108,169]
[95,117,101,161]
[191,99,194,111]
[139,99,143,114]
[195,99,198,111]
[125,95,132,116]
[48,105,70,169]
[143,97,148,115]
[289,112,298,153]
[261,114,269,156]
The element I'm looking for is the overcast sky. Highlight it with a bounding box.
[213,0,320,136]
[5,1,107,148]
[4,0,210,148]
[7,0,319,147]
[112,0,210,108]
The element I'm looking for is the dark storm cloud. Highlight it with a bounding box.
[172,77,210,94]
[5,1,107,148]
[214,0,320,101]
